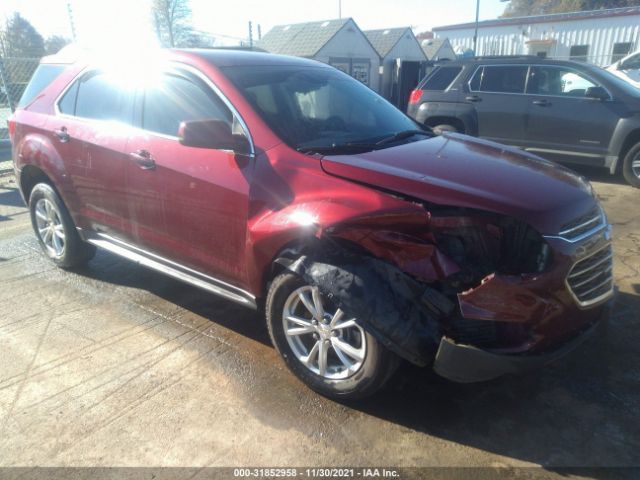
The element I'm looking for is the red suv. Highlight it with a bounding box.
[9,49,613,399]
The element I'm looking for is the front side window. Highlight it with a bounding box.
[142,74,232,137]
[222,65,422,151]
[69,71,134,123]
[472,65,528,94]
[420,66,462,91]
[570,45,589,62]
[527,66,597,97]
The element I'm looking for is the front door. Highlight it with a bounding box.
[523,65,621,164]
[125,70,252,286]
[466,64,529,146]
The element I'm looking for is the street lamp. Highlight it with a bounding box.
[474,0,510,56]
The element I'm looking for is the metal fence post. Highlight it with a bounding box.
[0,57,15,112]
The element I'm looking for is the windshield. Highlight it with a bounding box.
[221,65,429,152]
[599,67,640,98]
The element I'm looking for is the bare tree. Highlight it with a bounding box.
[151,0,193,47]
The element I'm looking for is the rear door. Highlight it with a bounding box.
[125,69,252,285]
[466,64,529,146]
[523,65,621,163]
[47,70,134,236]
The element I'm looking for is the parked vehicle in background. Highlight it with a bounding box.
[407,56,640,187]
[607,50,640,88]
[9,49,612,399]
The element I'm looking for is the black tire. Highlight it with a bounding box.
[29,183,96,268]
[266,272,399,400]
[622,142,640,188]
[432,124,458,135]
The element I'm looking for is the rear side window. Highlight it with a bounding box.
[17,64,65,108]
[73,72,134,123]
[470,65,528,94]
[142,74,232,137]
[420,66,462,91]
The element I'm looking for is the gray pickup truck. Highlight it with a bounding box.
[407,56,640,187]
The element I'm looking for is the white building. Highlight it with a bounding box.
[433,6,640,66]
[364,27,426,99]
[257,18,381,92]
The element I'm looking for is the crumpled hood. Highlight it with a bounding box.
[320,133,597,235]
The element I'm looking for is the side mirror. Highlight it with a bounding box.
[585,86,609,101]
[178,119,250,153]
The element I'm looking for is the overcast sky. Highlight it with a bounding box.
[0,0,507,48]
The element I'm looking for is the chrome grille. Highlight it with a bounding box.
[558,206,604,241]
[567,245,614,307]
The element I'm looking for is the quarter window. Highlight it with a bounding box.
[527,66,597,97]
[612,42,633,63]
[143,74,232,137]
[471,65,528,94]
[74,72,134,123]
[569,45,589,62]
[420,66,462,91]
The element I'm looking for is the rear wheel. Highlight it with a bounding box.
[29,183,96,268]
[622,142,640,188]
[266,272,399,400]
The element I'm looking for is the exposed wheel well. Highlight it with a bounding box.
[423,116,466,133]
[618,129,640,173]
[19,165,54,202]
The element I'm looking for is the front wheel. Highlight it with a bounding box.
[622,142,640,188]
[266,272,399,400]
[29,183,96,268]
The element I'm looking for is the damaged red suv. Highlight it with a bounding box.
[10,49,613,399]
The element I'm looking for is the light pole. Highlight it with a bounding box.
[473,0,480,55]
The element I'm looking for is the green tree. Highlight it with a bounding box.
[151,0,193,47]
[502,0,640,17]
[44,35,71,55]
[0,12,45,58]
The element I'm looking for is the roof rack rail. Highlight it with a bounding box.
[469,55,540,60]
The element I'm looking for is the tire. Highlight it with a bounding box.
[266,272,399,400]
[29,183,96,268]
[622,142,640,188]
[432,124,458,135]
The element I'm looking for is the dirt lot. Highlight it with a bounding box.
[0,166,638,479]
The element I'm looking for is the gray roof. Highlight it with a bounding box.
[421,38,450,60]
[363,27,410,58]
[433,6,640,31]
[257,18,350,57]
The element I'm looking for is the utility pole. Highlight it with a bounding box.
[473,0,480,55]
[339,0,342,19]
[248,21,253,48]
[67,2,77,41]
[257,24,262,40]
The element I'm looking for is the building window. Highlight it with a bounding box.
[612,42,633,63]
[569,45,589,62]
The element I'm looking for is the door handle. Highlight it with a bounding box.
[54,127,70,143]
[532,99,550,107]
[465,95,482,102]
[130,150,156,170]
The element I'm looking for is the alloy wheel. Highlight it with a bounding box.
[34,198,66,257]
[282,285,366,380]
[633,151,640,179]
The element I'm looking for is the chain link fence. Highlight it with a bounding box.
[0,57,41,140]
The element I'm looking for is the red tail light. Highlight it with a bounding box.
[7,118,16,143]
[408,89,423,105]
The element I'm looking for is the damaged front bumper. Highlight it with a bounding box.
[432,302,609,383]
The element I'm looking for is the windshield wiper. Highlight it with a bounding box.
[296,142,376,155]
[374,129,433,147]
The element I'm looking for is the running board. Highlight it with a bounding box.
[87,234,257,309]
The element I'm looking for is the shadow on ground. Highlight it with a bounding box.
[68,247,640,470]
